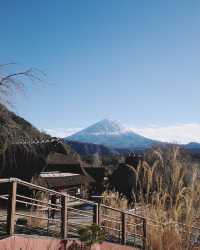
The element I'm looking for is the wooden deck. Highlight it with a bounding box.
[0,178,146,249]
[0,235,138,250]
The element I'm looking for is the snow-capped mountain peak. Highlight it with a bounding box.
[67,119,159,149]
[78,119,127,135]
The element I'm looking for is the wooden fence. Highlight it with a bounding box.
[0,178,146,249]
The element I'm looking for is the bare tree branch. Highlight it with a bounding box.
[0,64,46,105]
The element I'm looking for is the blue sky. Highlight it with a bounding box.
[1,1,200,142]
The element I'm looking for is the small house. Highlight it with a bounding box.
[43,152,94,197]
[39,171,86,196]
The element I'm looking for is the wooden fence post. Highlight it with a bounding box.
[7,180,17,235]
[93,203,100,225]
[98,203,101,225]
[143,218,147,250]
[122,212,127,245]
[61,195,68,239]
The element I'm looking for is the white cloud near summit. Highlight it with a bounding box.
[132,123,200,144]
[44,123,200,144]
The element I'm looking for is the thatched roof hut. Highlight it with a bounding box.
[84,167,107,194]
[46,152,81,171]
[0,103,94,197]
[40,172,85,188]
[0,140,72,181]
[45,152,95,184]
[109,163,137,200]
[0,103,73,182]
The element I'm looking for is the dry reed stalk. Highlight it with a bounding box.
[28,205,48,228]
[104,146,200,249]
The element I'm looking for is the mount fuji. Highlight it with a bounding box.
[66,119,159,150]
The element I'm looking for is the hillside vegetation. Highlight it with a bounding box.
[0,103,49,153]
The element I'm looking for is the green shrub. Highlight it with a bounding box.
[78,224,105,248]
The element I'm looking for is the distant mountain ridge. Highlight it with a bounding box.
[184,142,200,149]
[67,119,159,150]
[183,142,200,155]
[65,140,119,156]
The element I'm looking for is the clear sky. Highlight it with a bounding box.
[1,0,200,142]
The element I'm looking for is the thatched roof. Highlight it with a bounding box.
[109,163,137,199]
[47,152,81,165]
[0,103,95,185]
[39,172,86,188]
[45,152,95,184]
[0,104,74,181]
[84,167,106,183]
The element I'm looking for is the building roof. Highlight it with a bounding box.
[45,152,95,184]
[39,171,86,188]
[84,167,106,182]
[40,171,79,178]
[46,152,81,165]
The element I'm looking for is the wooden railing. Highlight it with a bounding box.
[0,178,146,249]
[130,204,200,248]
[99,204,146,248]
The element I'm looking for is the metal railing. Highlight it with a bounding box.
[0,178,146,249]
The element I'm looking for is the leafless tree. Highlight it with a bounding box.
[0,63,47,154]
[0,63,46,105]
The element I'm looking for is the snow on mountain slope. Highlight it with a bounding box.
[67,119,159,150]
